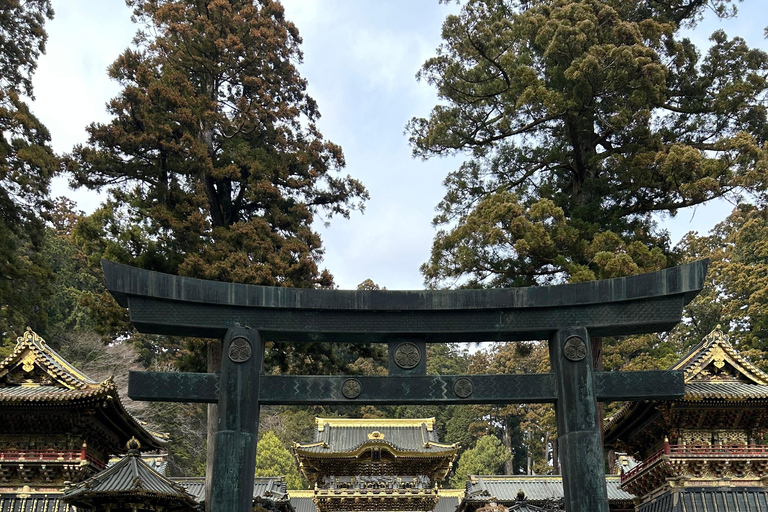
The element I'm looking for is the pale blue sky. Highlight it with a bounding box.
[35,1,767,289]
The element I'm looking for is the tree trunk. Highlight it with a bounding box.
[503,422,514,475]
[552,436,560,475]
[205,339,222,512]
[607,447,616,475]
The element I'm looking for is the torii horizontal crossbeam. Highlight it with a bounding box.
[127,370,684,405]
[102,259,708,341]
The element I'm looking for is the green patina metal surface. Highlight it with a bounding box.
[103,259,707,341]
[104,259,709,512]
[128,370,683,405]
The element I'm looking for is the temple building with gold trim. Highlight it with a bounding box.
[293,417,459,512]
[3,326,768,511]
[0,328,165,501]
[605,327,768,511]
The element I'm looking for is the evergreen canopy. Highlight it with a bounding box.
[70,0,368,288]
[410,0,768,287]
[0,0,57,342]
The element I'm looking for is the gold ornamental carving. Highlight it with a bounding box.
[21,352,36,373]
[711,346,727,370]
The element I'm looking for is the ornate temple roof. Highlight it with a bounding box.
[462,475,634,505]
[605,326,768,435]
[62,439,196,511]
[0,493,74,511]
[0,328,99,392]
[294,417,458,457]
[636,487,768,512]
[174,476,290,504]
[0,328,165,450]
[672,326,768,387]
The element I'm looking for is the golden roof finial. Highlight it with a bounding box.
[127,436,142,451]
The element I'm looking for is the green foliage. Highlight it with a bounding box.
[154,401,208,477]
[0,0,54,96]
[427,343,470,375]
[40,199,105,345]
[260,406,318,451]
[410,0,768,288]
[469,342,554,475]
[450,434,511,487]
[64,0,374,379]
[0,0,57,350]
[443,405,481,452]
[255,431,306,489]
[603,202,768,376]
[69,0,367,290]
[675,203,768,370]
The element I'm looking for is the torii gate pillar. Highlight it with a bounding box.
[103,259,709,512]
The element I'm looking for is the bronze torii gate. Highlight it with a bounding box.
[102,259,708,512]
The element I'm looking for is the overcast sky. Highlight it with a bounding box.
[35,1,767,290]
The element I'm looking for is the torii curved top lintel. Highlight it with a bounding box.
[102,259,708,341]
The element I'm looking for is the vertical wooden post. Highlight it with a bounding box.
[209,325,263,512]
[550,326,609,512]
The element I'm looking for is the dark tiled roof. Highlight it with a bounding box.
[685,381,768,399]
[63,448,196,509]
[507,504,547,512]
[638,487,768,512]
[174,479,206,502]
[435,495,463,512]
[173,477,289,504]
[465,475,634,503]
[290,496,317,512]
[0,494,73,512]
[296,418,456,454]
[0,384,109,402]
[109,453,168,475]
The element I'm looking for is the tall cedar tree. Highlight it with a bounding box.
[0,0,57,349]
[410,0,768,288]
[69,0,372,369]
[70,0,367,291]
[67,0,370,489]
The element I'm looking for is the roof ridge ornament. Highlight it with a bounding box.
[127,436,142,452]
[675,326,768,385]
[19,327,44,345]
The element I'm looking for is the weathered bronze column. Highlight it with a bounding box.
[550,326,608,512]
[107,259,707,512]
[209,325,263,512]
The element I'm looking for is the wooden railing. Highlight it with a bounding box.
[621,443,768,483]
[620,447,665,483]
[0,449,106,469]
[668,444,768,456]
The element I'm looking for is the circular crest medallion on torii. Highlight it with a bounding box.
[394,342,421,369]
[228,337,252,363]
